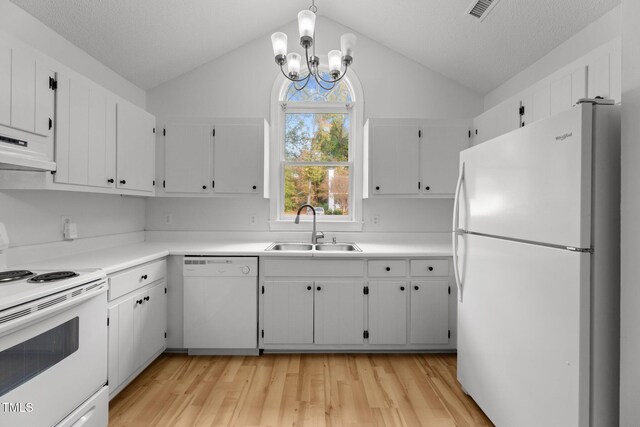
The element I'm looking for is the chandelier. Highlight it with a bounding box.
[270,0,356,91]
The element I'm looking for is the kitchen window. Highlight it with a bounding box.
[270,69,364,230]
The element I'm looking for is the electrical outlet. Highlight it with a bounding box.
[61,215,72,234]
[164,213,173,225]
[249,214,257,225]
[371,215,380,225]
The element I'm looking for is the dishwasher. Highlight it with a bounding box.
[183,256,258,355]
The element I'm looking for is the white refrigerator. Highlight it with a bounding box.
[453,101,620,427]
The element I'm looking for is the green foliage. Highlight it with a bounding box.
[283,112,350,215]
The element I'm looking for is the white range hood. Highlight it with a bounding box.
[0,148,56,171]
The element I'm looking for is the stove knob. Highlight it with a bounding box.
[241,266,250,275]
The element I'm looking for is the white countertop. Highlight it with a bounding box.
[20,233,453,274]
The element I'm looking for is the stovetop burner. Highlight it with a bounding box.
[0,270,34,283]
[28,271,79,283]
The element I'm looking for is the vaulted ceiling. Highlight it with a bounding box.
[10,0,620,93]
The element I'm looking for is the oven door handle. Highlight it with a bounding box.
[0,282,107,338]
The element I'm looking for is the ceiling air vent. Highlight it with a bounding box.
[467,0,501,21]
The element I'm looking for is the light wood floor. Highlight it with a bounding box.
[109,353,493,427]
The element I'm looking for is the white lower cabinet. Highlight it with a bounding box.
[314,281,365,345]
[107,259,167,399]
[368,281,407,345]
[410,281,450,344]
[260,258,454,351]
[263,281,314,344]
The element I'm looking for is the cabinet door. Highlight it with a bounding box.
[34,62,55,137]
[473,99,521,145]
[421,122,470,196]
[117,295,137,386]
[213,123,261,194]
[116,101,155,192]
[410,281,449,344]
[67,77,90,185]
[368,281,407,345]
[371,124,420,195]
[164,123,212,193]
[10,48,36,133]
[0,40,10,126]
[314,281,364,345]
[136,282,167,366]
[587,53,610,99]
[263,281,313,344]
[107,304,119,391]
[87,86,116,188]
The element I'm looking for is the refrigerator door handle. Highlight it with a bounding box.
[453,162,465,302]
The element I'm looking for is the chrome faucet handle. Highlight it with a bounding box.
[315,231,325,241]
[332,236,337,244]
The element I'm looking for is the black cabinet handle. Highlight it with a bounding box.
[385,267,391,272]
[136,299,143,305]
[144,296,150,301]
[400,286,405,291]
[425,186,430,191]
[317,286,321,291]
[120,180,126,184]
[252,185,257,190]
[202,185,207,190]
[428,266,434,271]
[414,286,419,291]
[141,274,148,280]
[375,186,380,190]
[107,179,114,184]
[307,285,312,290]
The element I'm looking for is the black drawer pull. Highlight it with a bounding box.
[400,286,405,291]
[414,286,419,291]
[317,286,321,291]
[385,267,391,272]
[307,286,312,290]
[428,266,434,271]
[120,179,126,184]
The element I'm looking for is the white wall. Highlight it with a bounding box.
[0,190,145,247]
[485,6,621,110]
[0,0,145,108]
[145,16,482,233]
[0,1,149,257]
[619,0,640,423]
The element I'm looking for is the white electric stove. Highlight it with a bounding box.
[0,267,109,427]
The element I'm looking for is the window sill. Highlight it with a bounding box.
[269,220,364,232]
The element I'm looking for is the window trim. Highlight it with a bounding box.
[269,67,364,231]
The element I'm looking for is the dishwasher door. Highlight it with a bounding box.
[183,257,258,353]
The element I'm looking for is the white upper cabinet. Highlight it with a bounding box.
[0,40,10,126]
[474,39,620,145]
[420,120,471,196]
[117,101,156,192]
[161,118,266,197]
[369,122,420,195]
[365,119,470,198]
[164,123,211,193]
[55,73,116,188]
[213,123,262,194]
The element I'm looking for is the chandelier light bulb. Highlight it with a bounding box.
[328,50,342,77]
[271,32,288,64]
[286,53,302,78]
[340,33,357,64]
[298,10,316,48]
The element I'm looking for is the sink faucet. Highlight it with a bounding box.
[294,204,325,244]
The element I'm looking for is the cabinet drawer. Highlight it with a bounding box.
[263,260,364,277]
[368,260,407,277]
[410,260,449,277]
[109,259,166,301]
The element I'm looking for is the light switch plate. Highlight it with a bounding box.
[0,222,9,250]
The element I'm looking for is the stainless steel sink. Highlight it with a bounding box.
[266,243,313,251]
[314,243,361,252]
